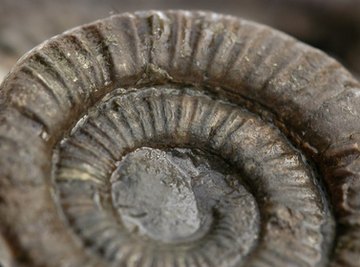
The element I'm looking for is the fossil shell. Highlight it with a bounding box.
[0,10,359,267]
[1,0,360,79]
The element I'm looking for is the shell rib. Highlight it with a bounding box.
[0,10,359,267]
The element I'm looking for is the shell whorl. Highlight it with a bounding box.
[0,10,359,267]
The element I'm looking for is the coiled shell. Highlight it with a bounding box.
[0,10,359,267]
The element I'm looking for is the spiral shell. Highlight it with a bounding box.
[0,10,359,267]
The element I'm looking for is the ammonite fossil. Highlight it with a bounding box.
[1,0,360,81]
[0,10,360,267]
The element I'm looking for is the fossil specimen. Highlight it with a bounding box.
[0,10,360,267]
[1,0,360,81]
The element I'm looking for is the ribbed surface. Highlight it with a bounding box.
[54,87,331,267]
[0,10,358,267]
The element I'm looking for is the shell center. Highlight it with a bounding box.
[110,147,247,243]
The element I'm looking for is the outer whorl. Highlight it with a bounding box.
[0,10,359,267]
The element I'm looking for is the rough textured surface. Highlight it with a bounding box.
[1,0,360,79]
[0,10,359,267]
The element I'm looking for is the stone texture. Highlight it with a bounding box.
[0,10,359,267]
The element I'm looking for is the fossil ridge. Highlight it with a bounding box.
[0,10,359,267]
